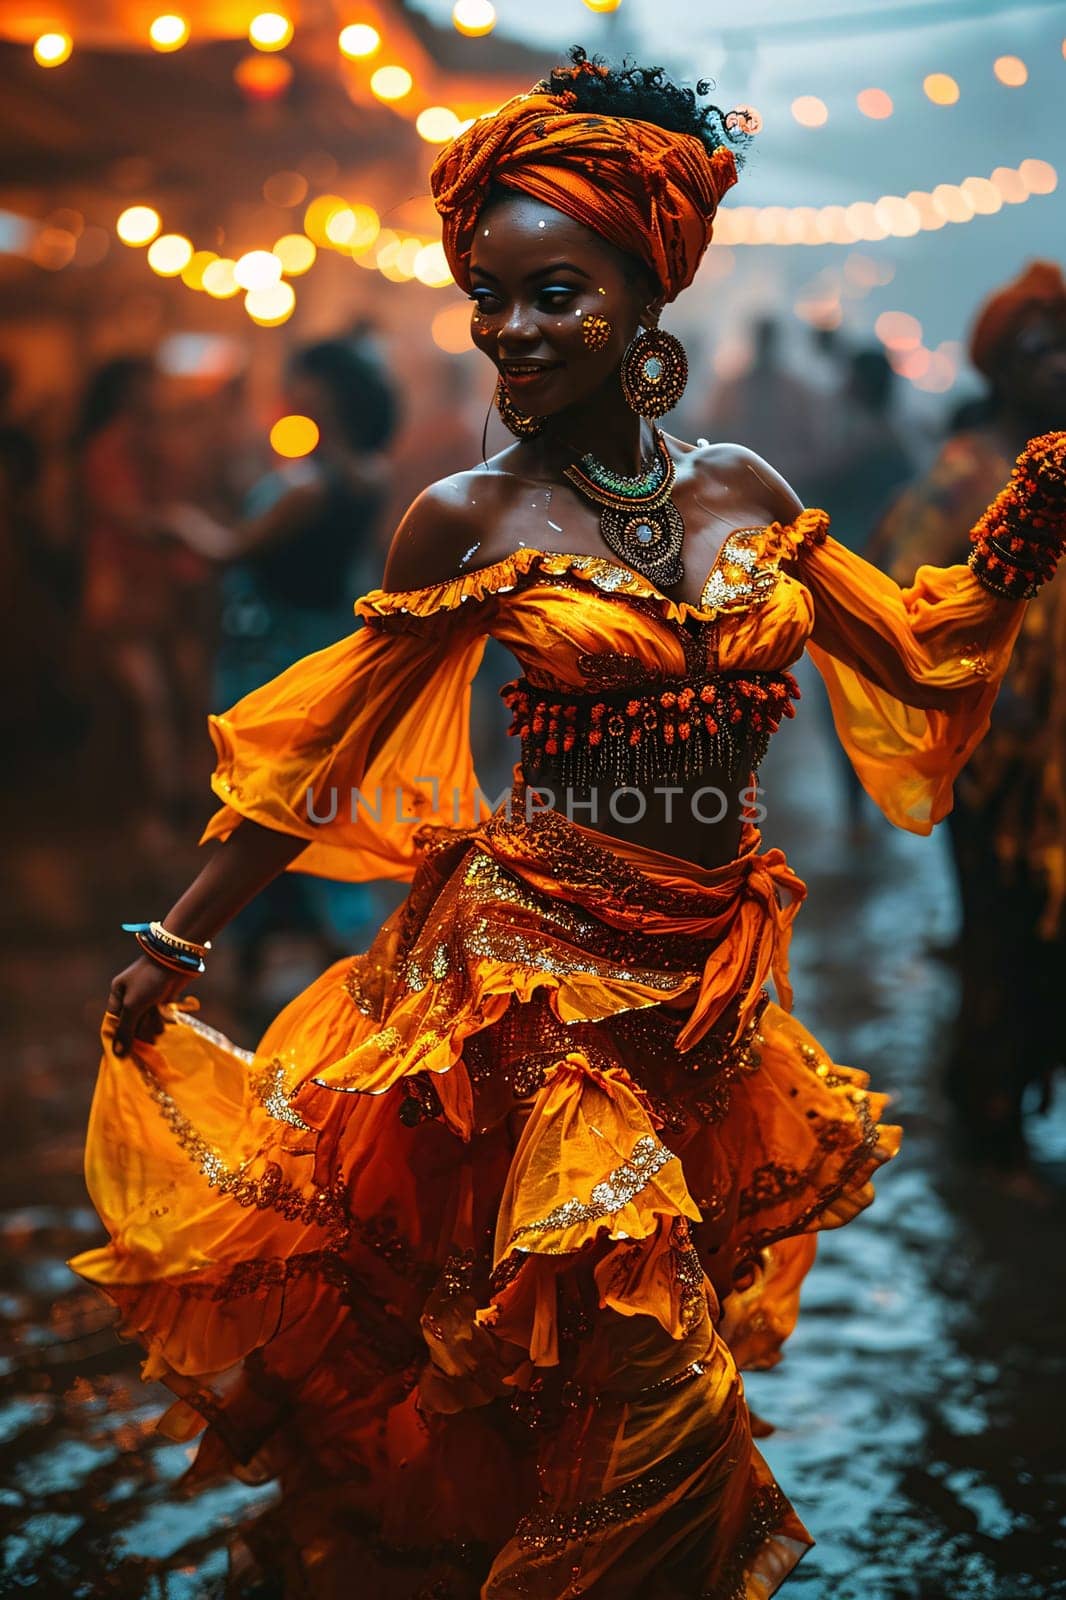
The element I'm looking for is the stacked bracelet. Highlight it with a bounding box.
[122,921,211,976]
[968,431,1066,600]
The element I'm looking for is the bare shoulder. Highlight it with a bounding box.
[690,440,805,526]
[382,467,506,591]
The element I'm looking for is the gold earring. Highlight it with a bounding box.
[581,313,612,351]
[620,325,688,419]
[495,378,546,438]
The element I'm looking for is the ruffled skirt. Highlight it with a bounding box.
[72,784,901,1598]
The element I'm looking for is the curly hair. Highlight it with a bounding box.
[537,44,755,165]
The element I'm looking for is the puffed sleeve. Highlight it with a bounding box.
[197,559,525,881]
[778,509,1028,834]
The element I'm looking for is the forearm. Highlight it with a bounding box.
[161,819,309,943]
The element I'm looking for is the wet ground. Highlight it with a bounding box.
[2,665,1064,1599]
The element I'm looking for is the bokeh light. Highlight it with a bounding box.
[1018,158,1058,195]
[263,170,308,207]
[856,88,893,120]
[432,303,473,353]
[991,166,1028,204]
[582,0,622,10]
[202,258,240,298]
[875,311,923,351]
[249,12,293,51]
[338,24,380,59]
[33,32,73,67]
[452,0,496,37]
[791,96,828,128]
[245,281,296,325]
[270,415,320,458]
[233,54,292,97]
[413,242,453,287]
[370,66,413,101]
[931,183,975,222]
[993,55,1028,87]
[147,233,194,276]
[116,206,161,246]
[416,107,463,143]
[923,73,960,106]
[234,250,282,291]
[959,176,1002,215]
[181,249,218,290]
[273,234,316,275]
[148,15,189,51]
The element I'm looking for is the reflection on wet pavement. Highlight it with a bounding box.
[2,674,1063,1598]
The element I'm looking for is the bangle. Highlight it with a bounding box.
[122,921,208,975]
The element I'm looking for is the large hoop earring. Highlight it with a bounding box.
[620,326,688,419]
[495,378,547,438]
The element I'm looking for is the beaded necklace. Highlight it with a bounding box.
[563,427,686,589]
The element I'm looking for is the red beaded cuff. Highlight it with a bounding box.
[968,431,1066,600]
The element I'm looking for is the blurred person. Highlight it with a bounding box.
[875,261,1066,1177]
[701,314,825,497]
[75,52,1065,1598]
[171,335,402,1004]
[75,357,212,847]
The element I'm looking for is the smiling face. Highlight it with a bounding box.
[467,190,658,418]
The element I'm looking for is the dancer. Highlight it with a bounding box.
[74,52,1066,1599]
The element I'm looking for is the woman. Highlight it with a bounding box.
[74,53,1065,1599]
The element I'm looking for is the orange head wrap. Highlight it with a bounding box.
[970,260,1066,378]
[429,88,740,304]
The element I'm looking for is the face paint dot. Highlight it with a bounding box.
[538,220,546,228]
[482,227,490,236]
[598,287,606,295]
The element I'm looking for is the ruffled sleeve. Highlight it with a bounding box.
[778,509,1028,834]
[197,561,521,882]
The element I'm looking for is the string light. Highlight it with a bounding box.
[33,32,72,67]
[432,303,473,353]
[202,258,240,298]
[147,234,194,276]
[923,73,959,105]
[413,242,453,287]
[875,311,923,351]
[149,15,190,51]
[116,206,161,246]
[416,107,463,143]
[234,249,282,291]
[370,65,413,100]
[583,0,622,10]
[273,234,316,275]
[856,88,893,119]
[338,24,380,59]
[791,96,828,128]
[1018,158,1057,194]
[181,250,218,289]
[245,281,296,325]
[452,0,496,37]
[270,415,319,457]
[993,55,1027,86]
[249,12,293,51]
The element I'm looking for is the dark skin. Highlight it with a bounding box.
[106,192,807,1050]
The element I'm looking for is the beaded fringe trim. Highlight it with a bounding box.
[501,671,801,787]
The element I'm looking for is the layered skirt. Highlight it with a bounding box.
[72,782,901,1599]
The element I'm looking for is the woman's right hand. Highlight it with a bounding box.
[106,955,193,1057]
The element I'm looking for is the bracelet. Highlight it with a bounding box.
[967,431,1066,601]
[122,921,209,975]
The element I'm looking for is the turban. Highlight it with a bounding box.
[429,89,739,304]
[970,260,1066,378]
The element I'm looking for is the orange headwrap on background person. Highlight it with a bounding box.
[969,259,1066,379]
[429,55,748,303]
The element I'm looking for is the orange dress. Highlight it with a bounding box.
[72,509,1025,1599]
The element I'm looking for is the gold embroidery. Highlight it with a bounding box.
[507,1134,677,1246]
[252,1057,313,1133]
[700,529,780,612]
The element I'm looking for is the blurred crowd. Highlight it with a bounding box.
[3,257,1064,1173]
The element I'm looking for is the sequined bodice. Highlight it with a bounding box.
[487,527,815,691]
